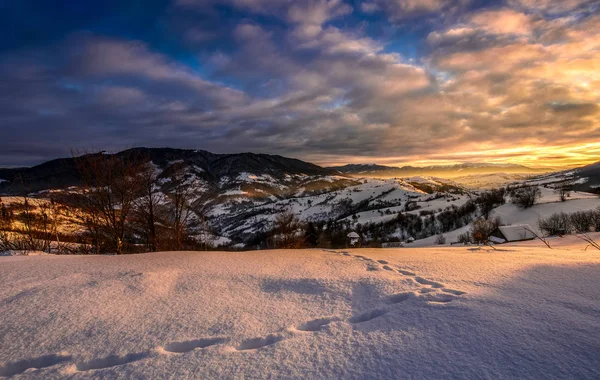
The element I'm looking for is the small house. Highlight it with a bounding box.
[490,225,536,243]
[347,232,360,247]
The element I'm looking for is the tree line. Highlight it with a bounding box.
[0,152,211,254]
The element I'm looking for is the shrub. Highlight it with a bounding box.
[592,207,600,231]
[435,234,446,245]
[570,211,593,233]
[471,217,501,244]
[538,213,571,236]
[512,186,541,209]
[457,232,472,244]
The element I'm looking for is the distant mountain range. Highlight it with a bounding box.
[328,162,551,178]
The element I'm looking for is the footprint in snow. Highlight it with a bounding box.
[76,352,150,371]
[164,338,226,353]
[297,317,339,332]
[423,293,456,304]
[237,334,286,351]
[414,277,445,288]
[0,354,72,377]
[349,309,387,324]
[386,292,413,304]
[442,288,467,296]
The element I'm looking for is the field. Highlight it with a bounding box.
[2,238,600,379]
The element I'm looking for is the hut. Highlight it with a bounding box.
[490,225,536,243]
[347,232,361,247]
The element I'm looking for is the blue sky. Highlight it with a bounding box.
[0,0,599,168]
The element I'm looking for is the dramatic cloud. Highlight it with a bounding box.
[0,0,598,168]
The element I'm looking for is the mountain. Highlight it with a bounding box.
[0,148,339,195]
[0,148,471,247]
[328,162,550,178]
[329,164,395,173]
[573,160,600,192]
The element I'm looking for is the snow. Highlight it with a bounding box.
[492,197,600,234]
[1,244,600,379]
[452,173,529,189]
[0,250,48,256]
[412,195,600,247]
[497,224,535,241]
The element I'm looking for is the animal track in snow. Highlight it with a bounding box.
[333,251,467,302]
[423,293,456,303]
[76,352,150,371]
[414,277,444,288]
[297,317,339,332]
[366,263,380,271]
[442,288,467,296]
[237,334,286,351]
[387,292,413,304]
[349,309,387,324]
[0,354,72,377]
[164,338,226,353]
[6,250,462,373]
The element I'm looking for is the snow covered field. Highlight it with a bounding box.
[1,244,600,379]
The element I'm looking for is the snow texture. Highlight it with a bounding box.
[1,241,600,379]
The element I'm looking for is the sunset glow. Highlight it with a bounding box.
[0,0,599,168]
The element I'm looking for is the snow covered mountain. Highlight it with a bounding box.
[0,149,468,247]
[329,162,549,178]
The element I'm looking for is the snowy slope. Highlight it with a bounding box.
[1,246,599,379]
[412,192,600,246]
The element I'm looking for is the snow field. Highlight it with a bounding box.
[1,244,600,379]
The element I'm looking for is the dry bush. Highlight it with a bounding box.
[538,212,571,236]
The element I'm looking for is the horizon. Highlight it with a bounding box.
[0,145,584,171]
[1,1,599,168]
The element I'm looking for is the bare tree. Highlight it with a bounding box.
[166,173,195,250]
[512,186,541,209]
[132,162,163,252]
[74,151,143,254]
[470,216,501,244]
[555,179,574,202]
[271,209,302,249]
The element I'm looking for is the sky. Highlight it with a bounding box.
[0,0,599,168]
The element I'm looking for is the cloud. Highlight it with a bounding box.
[469,9,534,36]
[0,0,599,169]
[360,0,468,20]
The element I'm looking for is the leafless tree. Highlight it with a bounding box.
[74,151,144,254]
[272,209,302,248]
[512,186,541,209]
[165,173,195,250]
[470,216,501,244]
[555,179,574,202]
[132,162,163,252]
